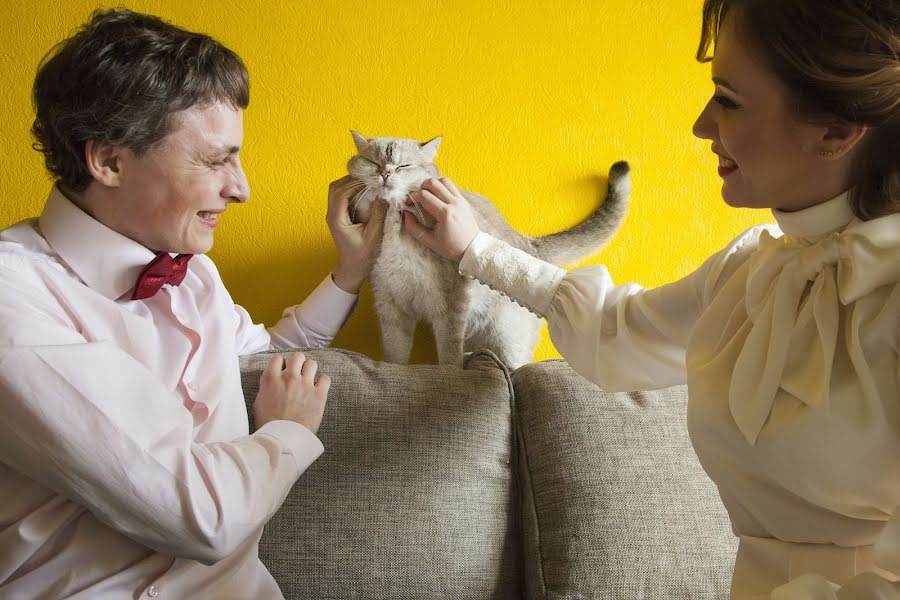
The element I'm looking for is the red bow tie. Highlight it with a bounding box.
[131,253,193,301]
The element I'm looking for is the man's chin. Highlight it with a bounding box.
[181,236,213,256]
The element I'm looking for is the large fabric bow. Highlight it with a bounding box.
[131,253,193,301]
[728,214,900,445]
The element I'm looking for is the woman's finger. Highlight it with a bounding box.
[439,177,463,199]
[409,189,448,219]
[421,178,455,202]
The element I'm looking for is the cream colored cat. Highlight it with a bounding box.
[346,131,630,369]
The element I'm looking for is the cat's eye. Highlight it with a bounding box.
[397,164,412,169]
[362,158,380,167]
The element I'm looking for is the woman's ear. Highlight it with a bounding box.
[84,140,124,187]
[816,121,868,160]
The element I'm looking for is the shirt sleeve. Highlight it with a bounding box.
[233,274,358,355]
[0,265,322,566]
[268,273,358,350]
[458,231,727,391]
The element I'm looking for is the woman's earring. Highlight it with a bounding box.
[818,148,838,157]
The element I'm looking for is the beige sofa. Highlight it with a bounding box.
[240,348,737,599]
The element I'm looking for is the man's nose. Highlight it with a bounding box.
[225,163,250,203]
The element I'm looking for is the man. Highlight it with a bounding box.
[0,8,385,599]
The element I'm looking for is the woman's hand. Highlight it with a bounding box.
[326,175,388,293]
[402,177,480,265]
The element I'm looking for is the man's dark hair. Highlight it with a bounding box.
[31,8,250,192]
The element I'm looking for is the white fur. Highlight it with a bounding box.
[347,133,628,369]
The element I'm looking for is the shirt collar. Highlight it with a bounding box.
[39,186,158,301]
[771,191,856,242]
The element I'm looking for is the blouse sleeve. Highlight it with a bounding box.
[458,231,726,391]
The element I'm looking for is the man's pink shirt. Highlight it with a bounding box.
[0,187,357,599]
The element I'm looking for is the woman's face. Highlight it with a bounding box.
[692,15,843,212]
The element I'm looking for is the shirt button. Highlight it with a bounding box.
[148,585,159,597]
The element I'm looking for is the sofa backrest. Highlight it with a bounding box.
[511,359,737,599]
[240,349,737,599]
[240,348,520,600]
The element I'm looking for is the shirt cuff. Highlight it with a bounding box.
[254,420,324,476]
[291,274,358,336]
[458,232,567,317]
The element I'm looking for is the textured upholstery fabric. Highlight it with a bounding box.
[240,348,520,600]
[511,359,737,600]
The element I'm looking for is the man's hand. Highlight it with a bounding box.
[403,177,480,264]
[253,353,331,433]
[326,175,388,293]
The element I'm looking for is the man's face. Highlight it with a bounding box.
[106,102,249,254]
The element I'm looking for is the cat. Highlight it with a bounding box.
[345,131,630,369]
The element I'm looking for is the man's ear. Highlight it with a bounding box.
[817,121,868,160]
[84,140,124,187]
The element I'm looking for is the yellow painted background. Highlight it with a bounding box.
[0,0,771,363]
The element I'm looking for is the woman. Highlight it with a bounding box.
[403,0,900,598]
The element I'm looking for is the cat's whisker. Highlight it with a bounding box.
[335,180,367,195]
[350,186,372,211]
[349,186,373,222]
[406,194,427,226]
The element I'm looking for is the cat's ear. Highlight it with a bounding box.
[420,136,442,161]
[351,130,370,154]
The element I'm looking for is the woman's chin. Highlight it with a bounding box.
[720,183,751,209]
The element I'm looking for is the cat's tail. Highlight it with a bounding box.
[528,161,630,266]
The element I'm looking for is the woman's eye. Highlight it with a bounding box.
[714,95,739,110]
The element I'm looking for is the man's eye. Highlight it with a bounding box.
[714,95,740,110]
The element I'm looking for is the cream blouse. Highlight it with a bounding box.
[459,192,900,599]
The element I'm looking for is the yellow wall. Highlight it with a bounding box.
[0,0,771,363]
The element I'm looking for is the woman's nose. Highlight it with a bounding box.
[693,99,716,141]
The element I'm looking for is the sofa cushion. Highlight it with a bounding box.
[511,359,736,600]
[240,348,520,600]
